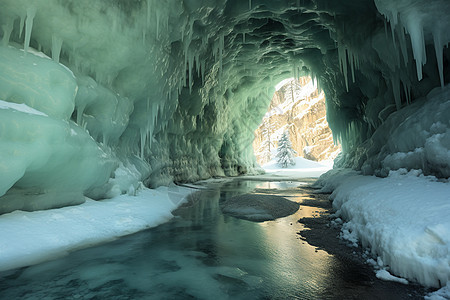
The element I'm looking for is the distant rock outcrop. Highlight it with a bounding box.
[253,77,340,165]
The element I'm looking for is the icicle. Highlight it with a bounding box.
[201,59,206,85]
[142,28,146,45]
[183,44,188,86]
[140,130,146,160]
[391,76,401,110]
[195,53,200,78]
[407,22,426,81]
[338,43,349,92]
[76,104,86,125]
[249,0,252,10]
[19,14,25,39]
[156,9,160,39]
[219,34,224,78]
[433,32,445,88]
[384,18,388,40]
[146,0,151,28]
[390,20,397,49]
[52,35,63,63]
[349,50,356,83]
[188,50,194,93]
[398,25,408,66]
[24,7,37,54]
[1,19,13,46]
[402,79,411,105]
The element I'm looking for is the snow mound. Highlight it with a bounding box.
[425,284,450,300]
[315,168,450,288]
[0,186,193,272]
[221,194,299,222]
[376,269,409,285]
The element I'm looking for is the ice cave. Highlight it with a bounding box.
[0,0,450,298]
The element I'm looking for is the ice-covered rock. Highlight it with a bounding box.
[221,193,299,222]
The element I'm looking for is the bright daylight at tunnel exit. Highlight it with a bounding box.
[0,0,449,299]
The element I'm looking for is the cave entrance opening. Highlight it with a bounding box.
[252,76,340,167]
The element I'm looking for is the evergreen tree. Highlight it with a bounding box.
[276,130,297,168]
[258,117,275,163]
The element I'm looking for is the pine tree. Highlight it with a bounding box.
[258,117,275,163]
[276,130,297,168]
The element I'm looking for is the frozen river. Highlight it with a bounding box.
[0,179,424,299]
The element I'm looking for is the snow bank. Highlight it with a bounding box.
[262,157,333,177]
[0,185,193,272]
[315,168,450,288]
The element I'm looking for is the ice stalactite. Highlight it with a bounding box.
[1,20,13,46]
[24,7,36,55]
[51,35,63,63]
[337,42,349,92]
[433,31,446,88]
[375,0,450,85]
[407,21,426,82]
[18,13,25,39]
[391,74,401,110]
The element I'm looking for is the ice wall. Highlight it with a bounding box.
[0,0,449,212]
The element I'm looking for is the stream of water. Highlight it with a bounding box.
[0,178,424,299]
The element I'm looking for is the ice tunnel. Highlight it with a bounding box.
[0,0,449,212]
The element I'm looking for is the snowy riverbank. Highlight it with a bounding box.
[0,185,194,272]
[313,168,450,298]
[262,156,333,177]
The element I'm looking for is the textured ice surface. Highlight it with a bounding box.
[315,168,450,288]
[338,85,450,178]
[0,0,449,211]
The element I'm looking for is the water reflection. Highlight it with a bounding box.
[0,180,337,300]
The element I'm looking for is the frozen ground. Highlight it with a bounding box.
[0,185,193,272]
[313,168,450,298]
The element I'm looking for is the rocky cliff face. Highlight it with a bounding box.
[253,77,340,165]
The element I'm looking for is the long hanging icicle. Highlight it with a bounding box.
[391,75,401,110]
[52,35,63,63]
[219,34,224,78]
[338,42,349,92]
[1,19,13,46]
[19,14,25,39]
[24,7,37,55]
[433,32,445,88]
